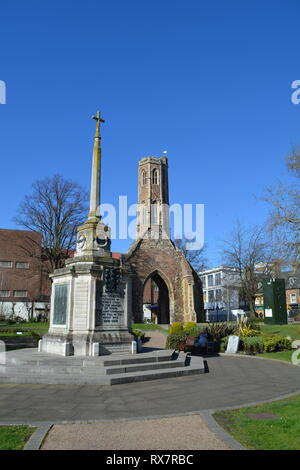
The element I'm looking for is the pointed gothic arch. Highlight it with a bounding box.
[143,269,174,324]
[152,168,158,185]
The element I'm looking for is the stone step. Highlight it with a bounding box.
[0,357,205,386]
[0,355,186,376]
[0,372,112,385]
[109,359,205,385]
[0,348,205,385]
[105,358,187,375]
[101,350,174,366]
[0,365,104,376]
[5,349,173,367]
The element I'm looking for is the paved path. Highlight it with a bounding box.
[1,353,300,450]
[41,415,232,450]
[141,329,167,352]
[0,355,299,424]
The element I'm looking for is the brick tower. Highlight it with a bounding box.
[136,156,170,240]
[123,155,204,325]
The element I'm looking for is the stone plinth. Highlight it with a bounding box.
[39,255,134,356]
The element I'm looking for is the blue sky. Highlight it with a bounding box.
[0,0,299,266]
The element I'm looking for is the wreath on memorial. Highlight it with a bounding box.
[104,267,121,293]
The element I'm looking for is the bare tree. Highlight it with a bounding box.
[220,270,241,319]
[262,146,300,267]
[174,236,208,271]
[13,174,88,272]
[222,221,276,317]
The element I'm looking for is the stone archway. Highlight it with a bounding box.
[123,237,204,324]
[143,270,174,324]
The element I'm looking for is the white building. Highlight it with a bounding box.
[198,266,242,321]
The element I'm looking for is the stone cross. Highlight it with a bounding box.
[88,111,105,221]
[92,111,105,139]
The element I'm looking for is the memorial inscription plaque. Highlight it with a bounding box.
[53,284,68,325]
[100,291,124,326]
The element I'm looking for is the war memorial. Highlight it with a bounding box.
[0,113,205,385]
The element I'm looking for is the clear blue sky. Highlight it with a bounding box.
[0,0,299,266]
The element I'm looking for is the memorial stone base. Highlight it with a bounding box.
[39,255,134,357]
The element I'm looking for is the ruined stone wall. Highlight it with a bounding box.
[123,238,204,324]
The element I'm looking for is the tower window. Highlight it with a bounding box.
[142,170,147,186]
[152,168,158,185]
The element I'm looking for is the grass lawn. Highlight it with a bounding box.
[258,350,295,362]
[260,323,300,339]
[214,394,300,450]
[0,322,49,329]
[132,323,169,333]
[0,425,36,450]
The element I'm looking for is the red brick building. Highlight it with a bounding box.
[0,229,51,319]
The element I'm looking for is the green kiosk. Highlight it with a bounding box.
[262,278,287,325]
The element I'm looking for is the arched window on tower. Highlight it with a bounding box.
[142,170,147,185]
[152,168,158,185]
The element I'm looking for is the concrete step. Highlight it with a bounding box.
[0,354,186,376]
[109,359,205,385]
[101,350,174,366]
[0,348,205,385]
[5,349,173,367]
[0,365,104,376]
[105,358,187,375]
[0,357,205,386]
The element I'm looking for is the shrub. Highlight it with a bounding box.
[220,336,229,352]
[165,333,186,349]
[14,316,26,323]
[220,335,264,355]
[184,321,197,331]
[237,317,261,337]
[245,318,261,330]
[241,336,264,354]
[131,329,145,342]
[263,336,292,352]
[169,322,184,335]
[239,327,261,337]
[184,325,202,337]
[30,331,42,342]
[204,323,237,341]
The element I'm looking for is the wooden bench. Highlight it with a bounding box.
[176,336,196,353]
